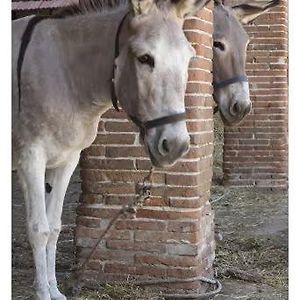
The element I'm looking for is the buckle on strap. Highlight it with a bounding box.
[213,75,248,89]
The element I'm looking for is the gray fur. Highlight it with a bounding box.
[213,3,251,125]
[12,0,209,299]
[213,0,279,125]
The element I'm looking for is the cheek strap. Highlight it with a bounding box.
[111,12,130,112]
[111,14,186,134]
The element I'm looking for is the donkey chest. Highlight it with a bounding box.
[45,116,100,168]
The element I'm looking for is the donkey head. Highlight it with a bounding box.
[115,0,210,167]
[213,0,251,126]
[213,0,279,126]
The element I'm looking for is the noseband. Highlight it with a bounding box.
[213,75,248,90]
[111,13,186,133]
[213,75,248,114]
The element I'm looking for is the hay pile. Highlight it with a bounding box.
[212,186,288,298]
[75,283,165,300]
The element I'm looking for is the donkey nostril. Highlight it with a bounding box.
[162,139,169,153]
[158,138,170,156]
[231,101,251,118]
[230,101,242,117]
[232,102,240,115]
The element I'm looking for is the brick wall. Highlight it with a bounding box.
[223,0,288,190]
[76,2,215,295]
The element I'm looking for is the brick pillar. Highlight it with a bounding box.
[223,1,288,190]
[76,2,215,295]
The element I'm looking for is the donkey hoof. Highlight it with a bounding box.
[51,296,67,300]
[36,289,51,300]
[49,285,67,300]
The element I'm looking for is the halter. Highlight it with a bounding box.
[17,11,186,130]
[213,75,248,114]
[213,75,248,90]
[111,12,186,133]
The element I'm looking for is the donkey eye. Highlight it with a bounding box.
[213,41,225,51]
[138,54,155,67]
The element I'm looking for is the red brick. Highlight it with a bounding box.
[135,254,200,268]
[105,146,146,158]
[106,240,166,254]
[167,220,200,233]
[80,158,135,170]
[81,181,136,194]
[77,247,135,263]
[76,226,133,240]
[94,133,136,145]
[82,145,105,157]
[115,219,167,231]
[136,208,202,220]
[76,206,122,219]
[134,230,201,244]
[104,121,138,132]
[76,4,216,291]
[169,193,210,209]
[81,169,165,184]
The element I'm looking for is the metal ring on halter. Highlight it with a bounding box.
[110,12,186,132]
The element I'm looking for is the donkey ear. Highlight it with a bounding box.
[229,0,279,24]
[170,0,211,19]
[130,0,156,15]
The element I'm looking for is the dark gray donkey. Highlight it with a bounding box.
[212,0,279,125]
[12,0,211,299]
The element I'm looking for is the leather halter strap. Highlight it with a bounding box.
[111,12,129,111]
[17,16,54,113]
[110,13,186,132]
[130,112,186,131]
[213,75,248,114]
[213,74,248,90]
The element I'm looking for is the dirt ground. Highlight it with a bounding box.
[211,114,288,300]
[12,115,288,299]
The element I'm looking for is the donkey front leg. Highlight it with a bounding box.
[45,152,80,300]
[18,151,51,300]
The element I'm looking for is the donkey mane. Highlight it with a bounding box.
[53,0,129,18]
[51,0,174,19]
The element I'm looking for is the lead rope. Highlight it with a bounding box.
[70,167,154,295]
[137,276,222,299]
[67,7,220,299]
[70,166,222,299]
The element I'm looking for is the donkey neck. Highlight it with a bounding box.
[54,7,130,113]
